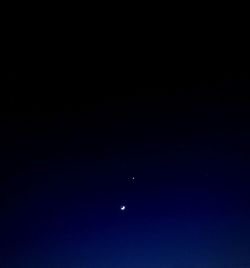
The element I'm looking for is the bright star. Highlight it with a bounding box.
[120,205,126,211]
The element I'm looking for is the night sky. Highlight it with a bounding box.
[2,71,250,267]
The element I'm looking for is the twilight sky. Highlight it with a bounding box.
[1,76,250,267]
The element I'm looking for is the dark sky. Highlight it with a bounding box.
[2,70,250,267]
